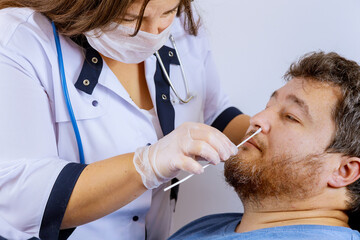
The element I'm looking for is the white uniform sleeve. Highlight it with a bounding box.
[0,215,38,240]
[203,49,243,131]
[0,46,86,239]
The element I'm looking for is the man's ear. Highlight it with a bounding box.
[328,156,360,188]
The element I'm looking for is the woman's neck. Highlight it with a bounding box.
[102,55,153,110]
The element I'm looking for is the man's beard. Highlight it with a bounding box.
[224,143,325,207]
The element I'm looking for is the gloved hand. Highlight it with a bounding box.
[133,122,238,189]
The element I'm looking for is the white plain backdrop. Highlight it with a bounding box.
[171,0,360,234]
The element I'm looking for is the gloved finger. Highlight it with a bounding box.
[186,140,221,165]
[174,156,204,175]
[189,127,237,160]
[191,123,230,142]
[190,123,237,151]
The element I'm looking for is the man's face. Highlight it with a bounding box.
[225,77,341,205]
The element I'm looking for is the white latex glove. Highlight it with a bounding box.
[133,122,238,189]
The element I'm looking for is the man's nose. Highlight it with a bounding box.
[249,109,272,134]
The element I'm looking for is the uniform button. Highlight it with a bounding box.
[132,216,139,222]
[92,100,98,107]
[168,51,174,57]
[162,94,167,100]
[83,79,90,86]
[91,57,98,64]
[147,143,151,146]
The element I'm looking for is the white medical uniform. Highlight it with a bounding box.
[0,7,242,240]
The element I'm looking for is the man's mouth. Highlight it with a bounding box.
[246,138,262,152]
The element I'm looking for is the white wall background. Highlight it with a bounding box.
[172,0,360,234]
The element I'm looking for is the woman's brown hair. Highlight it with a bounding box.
[0,0,199,36]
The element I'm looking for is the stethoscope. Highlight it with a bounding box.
[51,22,194,164]
[155,35,194,103]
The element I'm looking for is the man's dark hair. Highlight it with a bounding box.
[284,51,360,231]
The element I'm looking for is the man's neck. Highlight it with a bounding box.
[236,192,349,233]
[236,209,349,233]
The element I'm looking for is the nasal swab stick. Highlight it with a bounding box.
[164,128,262,192]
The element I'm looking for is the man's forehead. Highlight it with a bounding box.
[273,78,341,101]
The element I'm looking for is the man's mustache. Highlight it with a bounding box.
[241,129,266,152]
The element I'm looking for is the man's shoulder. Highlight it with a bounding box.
[258,225,360,240]
[169,214,360,240]
[186,212,243,228]
[255,225,360,240]
[169,212,243,240]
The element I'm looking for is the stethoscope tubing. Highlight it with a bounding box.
[52,22,85,164]
[155,35,193,104]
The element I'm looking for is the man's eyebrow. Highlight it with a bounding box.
[270,91,312,121]
[270,91,278,99]
[286,94,312,121]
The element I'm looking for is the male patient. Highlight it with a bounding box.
[169,52,360,239]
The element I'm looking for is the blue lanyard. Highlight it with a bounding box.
[51,22,85,164]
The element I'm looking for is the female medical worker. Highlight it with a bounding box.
[0,0,250,239]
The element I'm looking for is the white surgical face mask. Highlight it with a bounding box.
[85,23,172,63]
